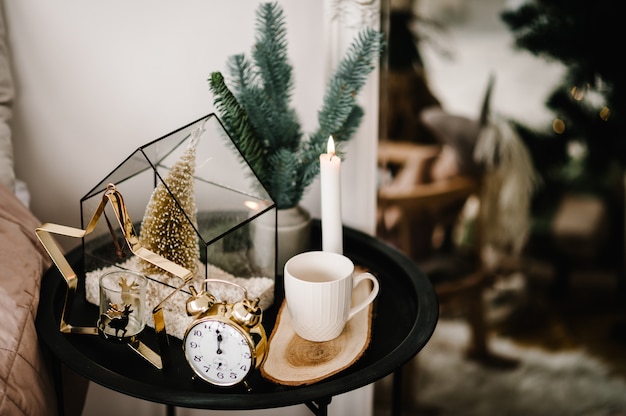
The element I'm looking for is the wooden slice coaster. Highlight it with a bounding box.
[261,275,374,386]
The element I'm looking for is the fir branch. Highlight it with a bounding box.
[208,2,385,209]
[227,54,258,114]
[299,27,383,192]
[335,105,365,143]
[336,27,385,92]
[267,148,302,208]
[313,27,385,146]
[254,3,292,108]
[317,76,361,134]
[249,2,301,152]
[208,71,266,179]
[300,105,363,190]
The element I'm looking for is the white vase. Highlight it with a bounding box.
[250,205,311,277]
[275,206,312,273]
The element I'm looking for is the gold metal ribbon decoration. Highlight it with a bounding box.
[36,183,194,370]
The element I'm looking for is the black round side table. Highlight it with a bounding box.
[36,220,438,416]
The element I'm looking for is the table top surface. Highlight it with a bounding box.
[36,220,438,410]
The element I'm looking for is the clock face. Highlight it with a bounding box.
[183,318,254,386]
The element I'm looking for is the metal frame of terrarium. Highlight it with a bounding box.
[37,113,277,369]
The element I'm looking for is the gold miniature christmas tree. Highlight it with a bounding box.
[139,133,200,275]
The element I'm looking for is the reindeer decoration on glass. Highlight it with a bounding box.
[97,270,147,342]
[101,303,133,339]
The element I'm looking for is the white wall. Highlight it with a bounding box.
[6,0,378,238]
[5,1,380,415]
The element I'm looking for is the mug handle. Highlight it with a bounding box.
[347,272,380,321]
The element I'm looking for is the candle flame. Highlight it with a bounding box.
[327,135,335,156]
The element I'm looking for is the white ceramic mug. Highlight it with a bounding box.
[284,251,380,342]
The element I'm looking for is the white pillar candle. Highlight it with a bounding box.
[319,135,343,254]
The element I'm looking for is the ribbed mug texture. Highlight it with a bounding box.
[284,251,379,342]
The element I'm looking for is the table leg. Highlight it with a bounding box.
[305,396,332,416]
[391,367,402,416]
[40,342,66,416]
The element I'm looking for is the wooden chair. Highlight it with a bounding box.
[377,142,479,258]
[377,140,519,416]
[377,141,496,361]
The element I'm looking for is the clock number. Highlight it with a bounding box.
[193,329,203,337]
[243,351,251,359]
[193,354,202,362]
[217,372,224,379]
[189,341,198,349]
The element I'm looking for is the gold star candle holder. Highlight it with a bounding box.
[36,184,194,368]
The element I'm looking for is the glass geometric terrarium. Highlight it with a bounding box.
[79,113,277,340]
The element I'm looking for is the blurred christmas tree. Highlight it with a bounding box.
[139,136,200,275]
[501,0,625,272]
[501,0,625,193]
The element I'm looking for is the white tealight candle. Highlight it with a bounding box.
[319,135,343,254]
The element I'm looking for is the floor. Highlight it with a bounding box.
[494,258,626,380]
[371,237,626,415]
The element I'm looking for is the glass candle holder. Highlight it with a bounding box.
[97,270,147,342]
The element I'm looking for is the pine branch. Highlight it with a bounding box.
[337,105,366,141]
[249,2,301,151]
[337,27,386,92]
[208,71,266,180]
[267,148,303,208]
[254,3,292,109]
[299,27,384,190]
[227,54,261,119]
[310,27,384,147]
[208,1,385,209]
[300,105,364,190]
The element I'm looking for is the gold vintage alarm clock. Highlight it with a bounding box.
[182,279,267,387]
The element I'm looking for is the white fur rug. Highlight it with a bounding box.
[375,320,626,416]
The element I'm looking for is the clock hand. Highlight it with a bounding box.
[216,331,223,355]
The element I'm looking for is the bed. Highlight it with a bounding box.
[0,182,59,415]
[0,2,87,414]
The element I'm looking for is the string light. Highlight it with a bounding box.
[552,118,566,134]
[599,106,610,121]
